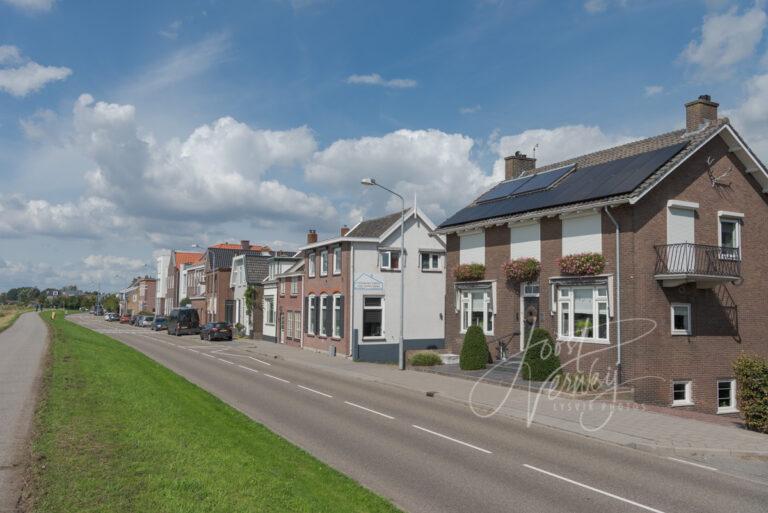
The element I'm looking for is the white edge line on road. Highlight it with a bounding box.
[238,365,259,374]
[297,385,333,398]
[666,457,718,472]
[344,401,395,420]
[217,358,235,365]
[412,425,492,454]
[203,353,215,359]
[186,348,200,354]
[249,356,272,366]
[523,464,666,513]
[264,373,290,383]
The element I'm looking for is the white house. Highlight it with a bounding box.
[261,254,300,342]
[230,254,270,336]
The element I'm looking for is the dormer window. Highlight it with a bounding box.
[380,250,401,271]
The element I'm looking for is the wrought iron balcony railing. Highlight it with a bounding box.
[654,243,741,278]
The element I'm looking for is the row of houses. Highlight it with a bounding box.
[117,96,768,415]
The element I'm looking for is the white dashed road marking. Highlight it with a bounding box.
[412,425,492,454]
[344,401,395,420]
[297,385,333,398]
[264,373,290,383]
[666,457,718,472]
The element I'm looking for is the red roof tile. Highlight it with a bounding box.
[174,251,204,270]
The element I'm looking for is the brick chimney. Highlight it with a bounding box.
[504,151,537,180]
[306,229,318,244]
[240,240,250,250]
[340,225,350,237]
[685,95,719,132]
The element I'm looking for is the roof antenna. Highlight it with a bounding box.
[532,143,539,160]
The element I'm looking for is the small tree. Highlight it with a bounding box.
[460,325,490,370]
[180,298,191,307]
[733,354,768,433]
[522,328,562,381]
[244,285,262,317]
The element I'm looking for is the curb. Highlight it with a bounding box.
[628,442,768,459]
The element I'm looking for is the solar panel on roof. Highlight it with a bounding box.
[474,175,533,203]
[513,164,575,195]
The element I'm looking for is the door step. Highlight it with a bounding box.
[439,353,460,365]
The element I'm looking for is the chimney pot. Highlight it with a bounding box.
[307,229,318,244]
[685,94,719,133]
[240,240,250,250]
[504,152,537,180]
[340,225,350,237]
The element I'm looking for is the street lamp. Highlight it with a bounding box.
[361,177,406,370]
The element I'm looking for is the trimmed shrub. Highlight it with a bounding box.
[460,325,490,370]
[733,354,768,433]
[454,263,486,281]
[522,328,562,381]
[503,257,540,283]
[558,252,606,276]
[410,352,442,367]
[558,372,601,393]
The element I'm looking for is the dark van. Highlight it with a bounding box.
[167,308,201,336]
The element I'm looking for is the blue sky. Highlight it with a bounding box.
[2,0,768,291]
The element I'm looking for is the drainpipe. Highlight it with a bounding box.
[603,206,622,384]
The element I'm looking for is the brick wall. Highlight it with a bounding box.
[303,243,351,355]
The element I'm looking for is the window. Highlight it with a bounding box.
[264,297,275,325]
[672,381,693,406]
[522,281,540,296]
[362,296,383,339]
[332,294,342,338]
[379,250,401,271]
[459,288,493,335]
[718,216,741,259]
[459,231,485,265]
[286,312,292,339]
[557,286,609,343]
[308,253,316,277]
[307,295,316,334]
[420,252,441,271]
[290,277,299,295]
[294,311,301,338]
[717,379,738,413]
[671,303,691,335]
[279,280,285,295]
[333,246,342,274]
[320,250,328,276]
[319,294,328,336]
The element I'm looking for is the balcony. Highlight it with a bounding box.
[654,243,741,288]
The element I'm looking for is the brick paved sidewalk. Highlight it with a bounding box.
[237,339,768,458]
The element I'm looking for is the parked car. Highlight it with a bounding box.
[105,312,119,321]
[152,317,167,331]
[139,315,155,328]
[200,322,233,341]
[167,308,201,336]
[119,315,131,323]
[130,315,139,325]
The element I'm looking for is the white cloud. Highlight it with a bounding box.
[730,72,768,158]
[0,0,54,13]
[346,73,417,89]
[460,105,482,114]
[644,85,664,97]
[83,254,145,271]
[0,46,71,97]
[681,5,767,76]
[19,108,58,139]
[306,129,495,221]
[159,20,183,40]
[584,0,607,13]
[493,125,637,172]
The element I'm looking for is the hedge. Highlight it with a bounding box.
[460,325,490,370]
[522,328,562,381]
[733,354,768,433]
[410,352,443,367]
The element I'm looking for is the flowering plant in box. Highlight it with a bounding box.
[558,252,606,275]
[502,257,540,282]
[454,263,485,281]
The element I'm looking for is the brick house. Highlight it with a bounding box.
[275,259,304,347]
[164,250,203,315]
[261,253,301,342]
[300,208,446,362]
[120,276,157,315]
[436,96,768,414]
[182,256,206,323]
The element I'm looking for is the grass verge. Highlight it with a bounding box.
[0,305,30,333]
[28,313,400,513]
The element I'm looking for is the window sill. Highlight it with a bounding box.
[460,330,494,336]
[671,401,694,407]
[557,336,610,345]
[671,331,691,336]
[421,269,442,273]
[380,268,402,273]
[333,271,341,276]
[362,336,385,341]
[717,407,739,415]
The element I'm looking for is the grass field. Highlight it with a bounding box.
[0,305,29,333]
[29,313,400,513]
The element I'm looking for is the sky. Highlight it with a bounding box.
[2,0,768,292]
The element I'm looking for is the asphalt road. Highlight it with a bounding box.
[0,313,48,513]
[71,314,767,513]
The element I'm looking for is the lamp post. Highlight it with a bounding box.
[361,178,405,370]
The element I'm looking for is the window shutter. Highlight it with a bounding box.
[313,296,320,333]
[304,296,309,333]
[324,297,332,336]
[338,295,345,338]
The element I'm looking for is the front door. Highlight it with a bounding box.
[519,281,540,352]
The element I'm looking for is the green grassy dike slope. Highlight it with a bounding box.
[29,313,401,513]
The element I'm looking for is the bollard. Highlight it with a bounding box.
[52,311,56,320]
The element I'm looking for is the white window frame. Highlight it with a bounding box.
[672,380,693,406]
[361,295,385,341]
[717,379,738,414]
[279,280,285,295]
[420,252,442,271]
[264,297,275,326]
[295,311,301,339]
[319,294,328,336]
[522,281,540,297]
[379,250,401,271]
[286,311,293,339]
[718,214,742,260]
[459,288,494,336]
[333,246,342,275]
[320,250,328,277]
[332,294,342,339]
[308,252,316,278]
[557,286,609,344]
[290,277,299,295]
[307,294,316,334]
[671,303,691,336]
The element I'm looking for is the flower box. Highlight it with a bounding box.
[502,257,540,282]
[558,252,606,276]
[454,263,485,281]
